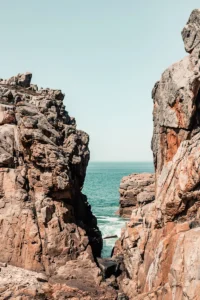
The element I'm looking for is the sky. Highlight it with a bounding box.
[0,1,199,161]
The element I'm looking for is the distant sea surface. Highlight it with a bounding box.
[83,162,154,257]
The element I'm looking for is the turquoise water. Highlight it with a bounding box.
[83,162,154,257]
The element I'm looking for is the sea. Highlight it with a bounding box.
[83,162,154,257]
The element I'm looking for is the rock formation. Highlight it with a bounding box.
[113,9,200,300]
[0,72,117,299]
[0,262,118,299]
[119,173,155,218]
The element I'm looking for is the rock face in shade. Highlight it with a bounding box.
[0,73,118,299]
[119,173,155,217]
[113,9,200,300]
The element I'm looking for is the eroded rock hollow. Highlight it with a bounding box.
[113,9,200,300]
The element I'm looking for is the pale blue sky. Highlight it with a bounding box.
[0,1,199,161]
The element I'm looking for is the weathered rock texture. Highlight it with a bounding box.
[119,173,155,217]
[0,263,117,299]
[0,72,102,271]
[0,73,118,299]
[113,9,200,300]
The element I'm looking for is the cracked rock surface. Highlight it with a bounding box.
[0,73,118,299]
[119,173,155,218]
[113,9,200,300]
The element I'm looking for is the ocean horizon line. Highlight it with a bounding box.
[89,161,154,163]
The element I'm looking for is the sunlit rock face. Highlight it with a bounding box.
[0,73,106,289]
[119,173,155,218]
[113,9,200,299]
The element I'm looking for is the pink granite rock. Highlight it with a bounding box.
[113,9,200,300]
[0,73,119,299]
[119,173,155,217]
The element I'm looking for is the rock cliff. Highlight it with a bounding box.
[0,73,117,299]
[113,9,200,300]
[119,173,155,218]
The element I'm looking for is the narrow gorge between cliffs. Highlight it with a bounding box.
[2,7,200,300]
[83,161,154,257]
